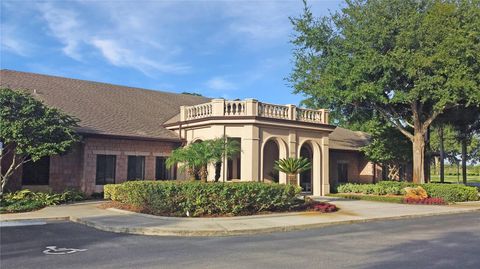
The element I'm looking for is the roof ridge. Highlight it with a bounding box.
[0,69,202,98]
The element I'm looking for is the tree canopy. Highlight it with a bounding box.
[289,0,480,183]
[0,88,79,195]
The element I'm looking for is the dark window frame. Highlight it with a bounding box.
[22,156,50,185]
[337,162,349,183]
[127,155,145,180]
[155,156,171,180]
[96,155,116,185]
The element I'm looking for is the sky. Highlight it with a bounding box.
[1,0,343,105]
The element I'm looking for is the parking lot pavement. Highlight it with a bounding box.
[1,212,480,269]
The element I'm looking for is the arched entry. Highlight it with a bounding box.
[262,139,279,183]
[299,142,313,193]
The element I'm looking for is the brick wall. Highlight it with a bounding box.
[81,137,180,194]
[329,150,376,185]
[5,136,180,195]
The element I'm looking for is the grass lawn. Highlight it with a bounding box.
[430,174,480,184]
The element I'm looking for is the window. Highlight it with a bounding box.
[337,163,348,183]
[22,157,50,185]
[155,157,172,180]
[96,155,116,185]
[127,156,145,180]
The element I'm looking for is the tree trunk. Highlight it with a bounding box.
[412,132,426,184]
[199,166,208,183]
[424,127,431,183]
[461,137,467,184]
[287,174,297,186]
[214,161,221,182]
[457,162,460,183]
[439,126,445,183]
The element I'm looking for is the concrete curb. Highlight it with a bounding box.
[69,207,480,237]
[0,217,70,223]
[106,207,310,220]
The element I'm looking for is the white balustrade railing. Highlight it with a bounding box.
[224,100,246,116]
[184,103,212,120]
[180,99,328,124]
[296,107,323,123]
[258,102,289,120]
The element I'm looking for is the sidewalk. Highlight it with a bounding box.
[2,198,480,236]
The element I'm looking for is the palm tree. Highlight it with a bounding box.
[208,137,241,182]
[166,142,215,182]
[274,157,311,186]
[166,137,240,182]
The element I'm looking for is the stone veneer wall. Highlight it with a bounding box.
[329,150,376,185]
[5,136,180,195]
[81,137,179,194]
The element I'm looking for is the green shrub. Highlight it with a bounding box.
[1,188,86,213]
[422,184,478,202]
[104,181,302,217]
[61,188,86,202]
[327,193,404,203]
[335,181,479,202]
[0,199,45,213]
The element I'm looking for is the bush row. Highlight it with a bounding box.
[1,189,85,213]
[104,181,302,217]
[335,181,478,202]
[327,193,405,203]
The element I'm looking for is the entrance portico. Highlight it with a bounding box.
[164,98,335,196]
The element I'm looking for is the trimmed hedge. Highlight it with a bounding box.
[336,181,415,196]
[104,181,301,217]
[335,181,479,202]
[422,184,478,203]
[327,193,404,203]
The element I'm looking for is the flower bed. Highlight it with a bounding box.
[104,181,338,217]
[403,197,446,205]
[335,181,478,203]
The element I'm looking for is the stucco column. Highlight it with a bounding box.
[241,125,260,181]
[211,99,225,116]
[288,130,297,158]
[312,142,322,196]
[321,136,330,195]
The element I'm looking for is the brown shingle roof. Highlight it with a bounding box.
[0,70,209,140]
[329,127,370,151]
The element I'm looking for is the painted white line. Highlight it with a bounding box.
[0,221,47,227]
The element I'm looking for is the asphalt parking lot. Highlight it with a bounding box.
[1,212,479,269]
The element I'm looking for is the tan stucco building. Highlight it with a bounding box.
[1,70,382,196]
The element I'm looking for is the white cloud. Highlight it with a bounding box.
[91,38,190,75]
[0,24,29,56]
[205,77,237,91]
[38,3,84,60]
[223,1,293,42]
[34,1,191,75]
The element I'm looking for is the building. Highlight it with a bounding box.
[1,70,382,196]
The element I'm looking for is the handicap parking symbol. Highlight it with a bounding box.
[43,246,87,255]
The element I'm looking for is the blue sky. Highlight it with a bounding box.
[1,0,342,105]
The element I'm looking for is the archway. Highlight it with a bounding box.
[262,139,280,183]
[299,142,313,193]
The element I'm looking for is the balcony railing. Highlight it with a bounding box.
[179,99,329,124]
